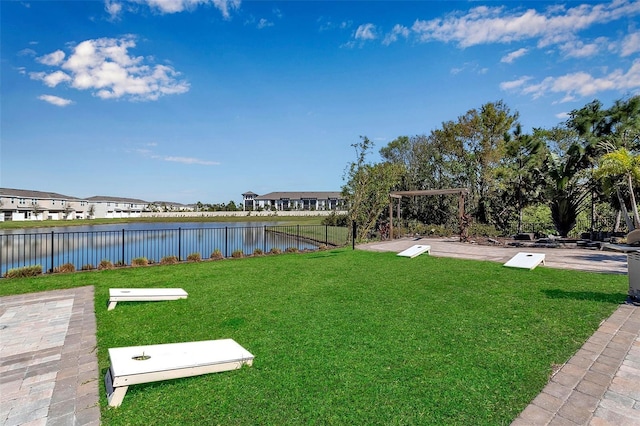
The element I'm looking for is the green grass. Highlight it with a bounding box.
[0,250,627,425]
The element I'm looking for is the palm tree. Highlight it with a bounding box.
[594,147,640,229]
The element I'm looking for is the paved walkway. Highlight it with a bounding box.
[358,238,639,425]
[0,240,637,425]
[0,286,99,426]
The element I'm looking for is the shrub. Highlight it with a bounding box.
[4,265,43,278]
[132,257,149,267]
[321,212,349,227]
[469,223,501,237]
[98,259,114,270]
[210,249,224,260]
[231,250,244,258]
[253,248,264,256]
[81,264,94,271]
[317,245,329,251]
[187,252,202,262]
[269,247,282,255]
[54,263,76,273]
[285,247,298,253]
[160,256,179,265]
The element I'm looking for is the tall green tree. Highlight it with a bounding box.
[495,125,547,233]
[594,147,640,229]
[343,136,404,241]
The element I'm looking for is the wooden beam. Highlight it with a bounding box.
[390,188,469,197]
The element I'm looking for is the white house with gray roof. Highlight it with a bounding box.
[0,188,89,221]
[242,191,345,211]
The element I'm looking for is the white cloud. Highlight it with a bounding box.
[382,24,410,46]
[38,95,73,107]
[355,23,377,41]
[621,31,640,56]
[18,48,37,57]
[257,18,273,29]
[37,50,65,66]
[499,76,532,91]
[105,0,123,20]
[558,37,607,58]
[507,59,640,101]
[152,155,220,165]
[501,48,528,63]
[113,0,240,19]
[31,36,189,101]
[411,0,640,48]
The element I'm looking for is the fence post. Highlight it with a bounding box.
[325,225,328,246]
[352,221,356,250]
[263,225,266,253]
[297,225,300,250]
[121,229,125,265]
[50,231,55,273]
[225,226,228,258]
[178,227,182,261]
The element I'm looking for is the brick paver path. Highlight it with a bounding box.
[0,286,100,426]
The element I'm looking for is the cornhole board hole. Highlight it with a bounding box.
[504,252,546,270]
[105,339,254,407]
[397,245,431,258]
[108,288,188,310]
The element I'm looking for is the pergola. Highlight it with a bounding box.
[388,188,470,239]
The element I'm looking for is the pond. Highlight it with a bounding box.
[0,222,337,276]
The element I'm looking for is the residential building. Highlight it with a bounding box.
[242,191,345,211]
[0,188,88,221]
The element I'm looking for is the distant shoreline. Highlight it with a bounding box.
[0,213,343,230]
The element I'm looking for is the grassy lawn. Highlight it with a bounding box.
[0,249,627,425]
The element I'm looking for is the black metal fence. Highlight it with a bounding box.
[0,225,350,277]
[503,216,627,238]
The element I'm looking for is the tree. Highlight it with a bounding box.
[342,136,404,241]
[495,125,547,233]
[594,147,640,229]
[544,143,592,237]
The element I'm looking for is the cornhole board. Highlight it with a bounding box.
[108,288,188,310]
[105,339,254,407]
[397,245,431,258]
[504,252,546,270]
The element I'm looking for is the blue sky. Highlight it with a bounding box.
[2,0,639,205]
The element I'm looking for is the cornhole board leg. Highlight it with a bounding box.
[397,245,431,258]
[504,252,546,270]
[106,339,254,407]
[108,288,188,310]
[105,368,128,407]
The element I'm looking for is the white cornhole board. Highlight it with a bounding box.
[397,245,431,258]
[108,288,188,310]
[504,252,546,270]
[105,339,254,407]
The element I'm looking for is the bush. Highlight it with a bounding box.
[269,247,282,255]
[132,257,149,267]
[160,256,179,265]
[210,249,224,260]
[54,263,76,273]
[98,259,114,270]
[285,247,299,253]
[4,265,43,278]
[322,211,349,227]
[468,223,501,237]
[231,250,244,258]
[81,264,94,271]
[253,248,264,256]
[187,252,202,262]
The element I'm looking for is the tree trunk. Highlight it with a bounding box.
[627,173,640,228]
[617,187,634,231]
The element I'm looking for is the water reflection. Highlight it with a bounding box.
[0,222,322,275]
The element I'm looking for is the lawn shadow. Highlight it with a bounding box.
[541,289,627,304]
